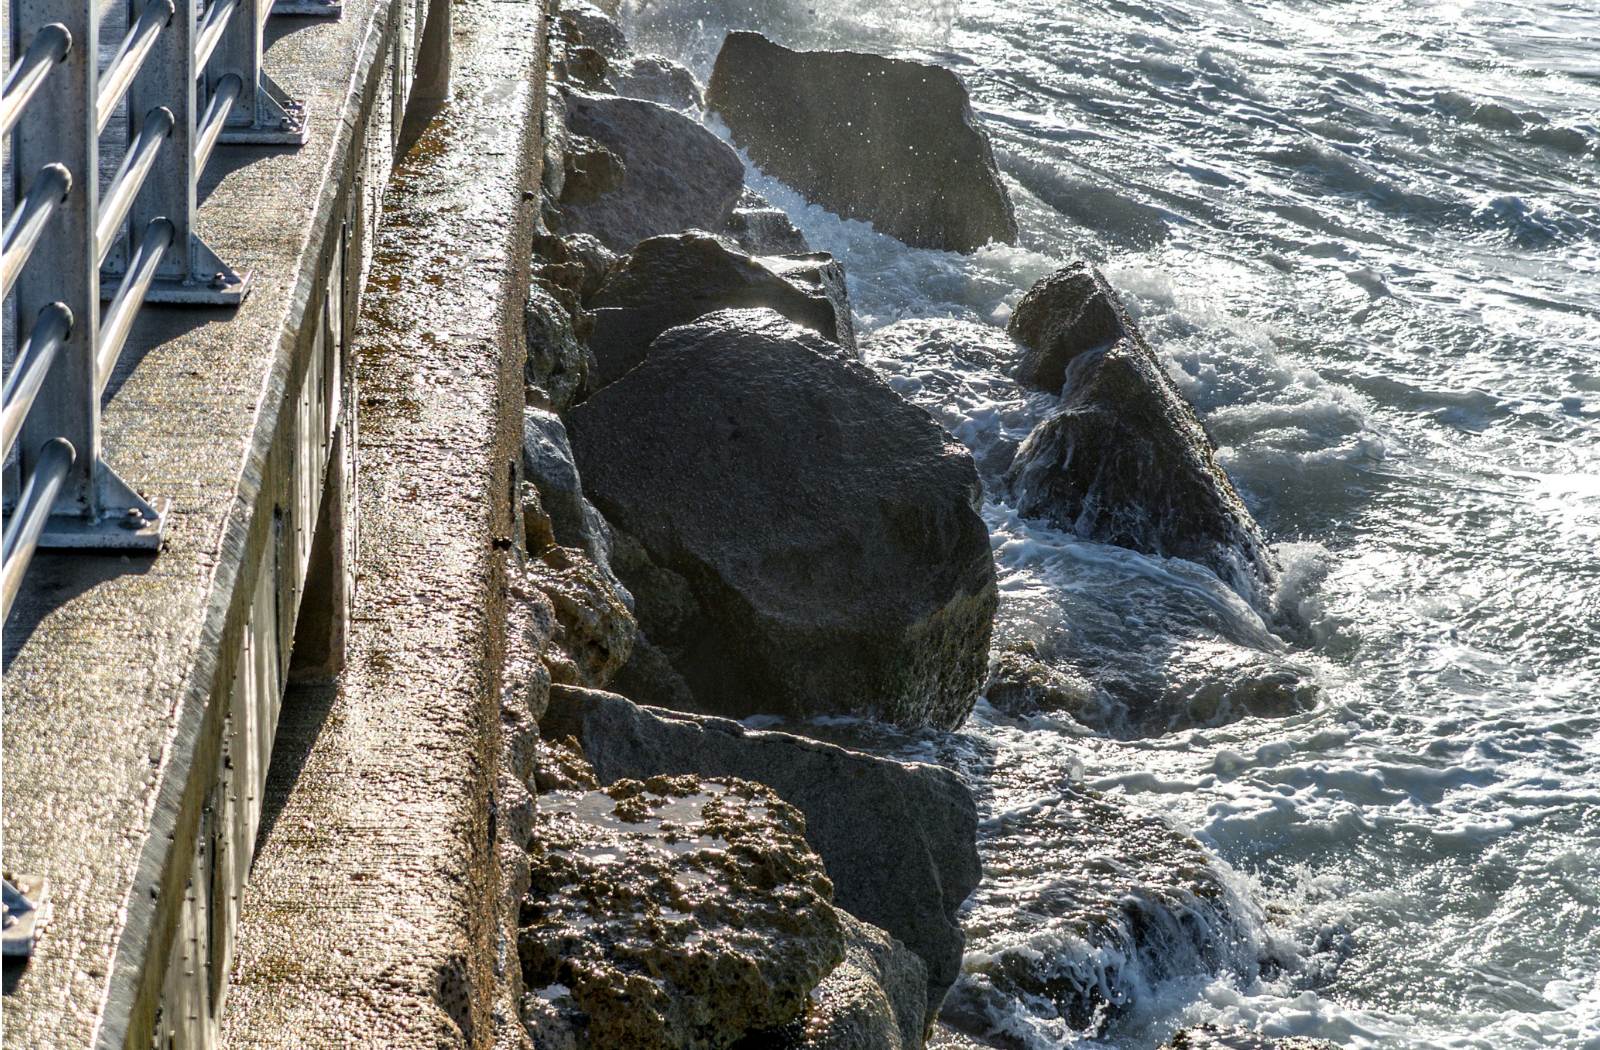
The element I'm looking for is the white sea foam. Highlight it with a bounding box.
[617,0,1600,1043]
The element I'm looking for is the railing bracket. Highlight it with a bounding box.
[3,876,52,958]
[218,71,309,146]
[36,460,168,550]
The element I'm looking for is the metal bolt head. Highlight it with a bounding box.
[121,507,146,529]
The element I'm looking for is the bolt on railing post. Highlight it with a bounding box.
[214,0,308,144]
[12,0,97,519]
[122,0,250,303]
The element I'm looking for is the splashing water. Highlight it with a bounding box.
[611,0,1600,1046]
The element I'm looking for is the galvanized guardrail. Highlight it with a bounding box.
[2,0,321,622]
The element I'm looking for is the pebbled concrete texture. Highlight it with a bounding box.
[2,0,415,1042]
[216,0,548,1046]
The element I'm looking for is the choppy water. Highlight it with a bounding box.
[611,0,1600,1045]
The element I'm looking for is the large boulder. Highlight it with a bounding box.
[706,33,1016,254]
[519,775,846,1048]
[609,54,704,111]
[523,408,627,599]
[524,284,590,411]
[722,188,812,255]
[566,308,997,729]
[585,232,854,389]
[541,685,983,1024]
[558,93,745,251]
[1003,268,1274,600]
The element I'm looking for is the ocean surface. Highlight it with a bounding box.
[610,0,1600,1046]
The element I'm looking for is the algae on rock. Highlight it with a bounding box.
[519,776,846,1049]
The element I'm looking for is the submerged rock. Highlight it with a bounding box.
[983,649,1096,721]
[520,775,846,1048]
[584,233,855,389]
[567,308,997,729]
[541,685,983,1020]
[1003,269,1274,600]
[707,32,1016,254]
[1163,1027,1340,1050]
[754,912,929,1050]
[558,93,745,252]
[942,786,1269,1043]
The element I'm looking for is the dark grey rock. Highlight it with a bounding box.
[559,134,626,207]
[557,0,629,60]
[609,54,704,110]
[707,32,1016,254]
[525,284,590,412]
[540,684,982,1025]
[583,232,855,390]
[722,190,811,255]
[1006,262,1133,395]
[523,409,613,567]
[1003,273,1274,601]
[566,308,997,730]
[559,93,745,252]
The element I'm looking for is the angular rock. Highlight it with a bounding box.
[756,912,929,1050]
[942,786,1264,1042]
[722,188,811,255]
[609,54,704,111]
[584,232,854,389]
[523,409,628,606]
[566,308,998,729]
[707,33,1016,254]
[1006,263,1135,395]
[1003,284,1274,600]
[540,685,983,1022]
[526,546,635,688]
[532,734,600,794]
[608,629,698,712]
[557,0,629,60]
[525,284,591,412]
[559,93,745,252]
[519,776,846,1048]
[559,134,626,207]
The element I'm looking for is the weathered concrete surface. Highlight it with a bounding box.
[1,0,437,1043]
[214,3,549,1047]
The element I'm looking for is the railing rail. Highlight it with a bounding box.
[3,0,320,621]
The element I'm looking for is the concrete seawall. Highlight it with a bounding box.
[219,2,548,1043]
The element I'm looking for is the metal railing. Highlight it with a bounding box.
[2,0,321,622]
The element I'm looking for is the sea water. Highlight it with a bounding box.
[610,0,1600,1045]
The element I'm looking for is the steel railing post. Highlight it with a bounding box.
[123,0,250,303]
[12,0,96,518]
[215,0,307,145]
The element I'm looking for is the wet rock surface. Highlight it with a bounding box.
[525,546,636,689]
[706,32,1016,254]
[566,308,998,729]
[1163,1027,1340,1050]
[558,93,745,252]
[1003,291,1274,602]
[1007,263,1134,396]
[524,285,591,413]
[750,911,929,1050]
[942,785,1263,1044]
[523,409,629,603]
[518,775,846,1048]
[722,188,812,255]
[584,233,855,389]
[610,54,704,111]
[540,684,982,1020]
